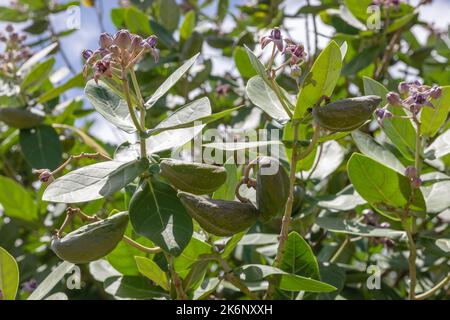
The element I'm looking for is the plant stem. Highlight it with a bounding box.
[51,152,111,176]
[401,119,422,300]
[415,273,450,300]
[330,236,350,264]
[166,254,188,300]
[264,124,320,299]
[216,255,259,300]
[269,77,293,118]
[121,69,146,158]
[122,236,161,254]
[129,68,148,158]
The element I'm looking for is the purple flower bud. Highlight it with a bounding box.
[82,49,93,60]
[386,92,401,105]
[143,35,158,49]
[411,177,422,189]
[114,29,132,49]
[99,32,113,49]
[270,27,282,40]
[216,83,231,96]
[131,35,143,52]
[404,166,417,179]
[5,24,13,33]
[22,279,38,293]
[39,170,54,183]
[290,64,302,77]
[398,81,410,94]
[429,86,442,99]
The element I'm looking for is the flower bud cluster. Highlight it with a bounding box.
[82,29,159,83]
[260,27,307,76]
[0,24,32,77]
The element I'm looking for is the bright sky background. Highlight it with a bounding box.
[1,0,449,144]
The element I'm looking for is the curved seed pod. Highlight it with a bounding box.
[256,157,290,221]
[0,108,45,129]
[51,211,129,264]
[178,191,259,236]
[312,95,381,132]
[160,159,227,195]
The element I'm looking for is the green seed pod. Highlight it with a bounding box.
[51,211,129,264]
[0,108,45,129]
[160,159,227,195]
[312,95,381,132]
[256,157,290,221]
[178,191,259,236]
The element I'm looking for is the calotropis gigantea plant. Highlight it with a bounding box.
[25,25,449,301]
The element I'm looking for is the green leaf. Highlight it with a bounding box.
[21,58,56,93]
[0,6,28,22]
[129,179,193,256]
[425,129,450,159]
[212,159,238,201]
[217,0,229,23]
[146,97,211,153]
[135,256,169,290]
[180,10,196,41]
[281,232,320,280]
[38,73,84,103]
[173,237,211,272]
[124,6,151,35]
[421,86,450,137]
[237,264,336,293]
[234,46,257,79]
[28,262,74,300]
[193,277,221,300]
[85,80,136,133]
[183,259,210,292]
[344,0,372,21]
[244,45,269,82]
[421,176,450,214]
[342,47,378,75]
[0,176,38,222]
[435,239,450,253]
[19,125,62,170]
[365,77,415,160]
[315,188,366,211]
[383,106,416,161]
[150,19,178,49]
[145,53,199,108]
[363,76,388,106]
[246,75,290,123]
[318,263,346,300]
[316,215,406,239]
[145,97,234,136]
[43,159,148,203]
[352,130,405,173]
[294,41,342,118]
[158,0,180,32]
[0,247,19,300]
[387,13,416,33]
[219,231,246,258]
[203,140,282,151]
[347,153,426,212]
[104,275,168,299]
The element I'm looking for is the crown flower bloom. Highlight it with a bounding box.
[82,30,159,83]
[260,27,284,52]
[386,81,442,116]
[284,40,307,65]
